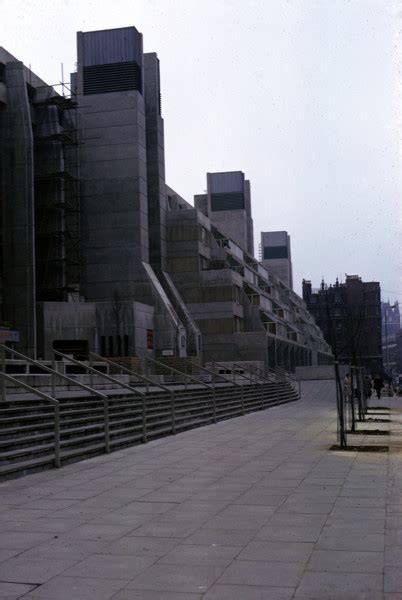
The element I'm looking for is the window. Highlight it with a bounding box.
[101,336,106,356]
[201,226,208,244]
[147,329,154,350]
[234,286,241,304]
[200,255,209,270]
[109,336,114,357]
[211,192,244,211]
[124,335,129,357]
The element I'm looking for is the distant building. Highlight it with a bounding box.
[260,231,293,290]
[302,275,382,374]
[381,301,400,376]
[396,331,402,375]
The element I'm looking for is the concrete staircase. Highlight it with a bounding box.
[0,380,298,481]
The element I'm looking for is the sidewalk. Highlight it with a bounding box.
[0,380,400,599]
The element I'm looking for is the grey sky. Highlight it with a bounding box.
[2,0,401,298]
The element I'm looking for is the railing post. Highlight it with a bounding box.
[171,391,176,434]
[277,389,280,406]
[212,383,217,423]
[261,382,264,409]
[1,355,6,401]
[183,367,188,391]
[89,355,94,389]
[142,396,147,443]
[54,404,61,468]
[51,360,56,398]
[104,399,110,453]
[241,384,245,415]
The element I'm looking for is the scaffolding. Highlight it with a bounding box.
[33,91,80,302]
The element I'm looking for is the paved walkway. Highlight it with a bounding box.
[0,381,401,599]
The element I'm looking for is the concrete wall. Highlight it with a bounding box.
[202,332,269,366]
[0,62,36,356]
[144,53,167,271]
[295,365,348,380]
[261,231,293,290]
[78,89,149,301]
[37,302,96,359]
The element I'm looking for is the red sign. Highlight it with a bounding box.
[0,329,19,343]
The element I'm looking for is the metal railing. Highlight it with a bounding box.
[53,349,149,444]
[53,350,145,398]
[143,356,213,391]
[144,355,215,432]
[0,372,61,468]
[0,350,300,475]
[0,345,111,453]
[89,353,176,438]
[182,358,247,420]
[212,361,265,410]
[268,365,301,397]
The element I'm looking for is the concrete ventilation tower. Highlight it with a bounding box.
[260,231,293,290]
[195,171,254,256]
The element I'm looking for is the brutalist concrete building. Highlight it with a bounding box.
[0,26,332,369]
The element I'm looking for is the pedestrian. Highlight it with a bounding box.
[364,375,372,399]
[372,374,383,400]
[343,372,352,401]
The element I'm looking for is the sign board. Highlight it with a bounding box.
[162,350,174,356]
[0,329,19,343]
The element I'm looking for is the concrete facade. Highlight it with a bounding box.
[0,27,332,371]
[166,175,332,370]
[261,230,293,290]
[195,171,254,257]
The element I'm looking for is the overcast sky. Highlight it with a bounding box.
[2,0,402,298]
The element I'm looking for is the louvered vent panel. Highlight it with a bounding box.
[211,192,245,211]
[83,61,142,95]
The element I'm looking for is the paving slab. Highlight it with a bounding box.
[0,381,401,599]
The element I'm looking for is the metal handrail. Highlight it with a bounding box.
[89,353,172,394]
[0,345,107,400]
[212,361,264,386]
[144,356,213,390]
[271,365,300,397]
[0,372,61,468]
[53,350,145,398]
[245,363,300,400]
[0,345,111,454]
[89,352,176,438]
[144,356,215,429]
[214,361,267,411]
[268,366,286,382]
[194,361,242,388]
[54,349,149,446]
[246,364,277,384]
[198,361,245,415]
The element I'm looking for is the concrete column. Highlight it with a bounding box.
[1,62,37,356]
[144,52,167,272]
